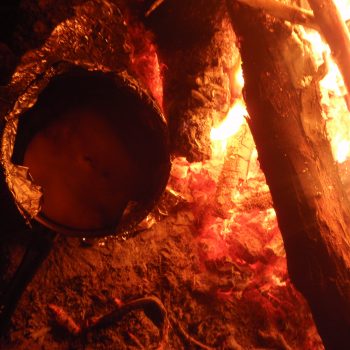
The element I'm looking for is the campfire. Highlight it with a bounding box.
[1,0,350,349]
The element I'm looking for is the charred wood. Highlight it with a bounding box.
[227,2,350,349]
[145,1,239,161]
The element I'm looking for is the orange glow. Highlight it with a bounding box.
[334,0,350,21]
[210,99,247,141]
[210,61,248,158]
[234,65,245,92]
[301,30,346,95]
[302,28,350,163]
[169,16,350,303]
[210,99,247,157]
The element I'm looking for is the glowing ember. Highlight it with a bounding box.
[128,21,164,109]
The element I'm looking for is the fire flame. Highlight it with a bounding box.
[334,0,350,21]
[211,27,350,165]
[234,64,245,92]
[210,64,248,158]
[301,28,350,164]
[210,99,247,157]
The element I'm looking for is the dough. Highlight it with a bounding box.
[24,108,138,231]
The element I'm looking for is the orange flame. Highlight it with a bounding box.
[210,99,247,158]
[302,28,350,163]
[234,65,245,92]
[211,28,350,164]
[334,0,350,21]
[210,62,247,158]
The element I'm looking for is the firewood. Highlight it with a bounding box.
[227,1,350,348]
[146,1,237,161]
[235,0,318,29]
[238,190,273,211]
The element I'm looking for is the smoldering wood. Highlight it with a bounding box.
[227,2,350,348]
[145,0,239,161]
[235,0,318,29]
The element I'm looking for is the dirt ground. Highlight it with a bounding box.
[0,157,325,350]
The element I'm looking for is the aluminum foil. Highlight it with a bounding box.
[1,0,170,237]
[1,118,42,218]
[134,187,188,232]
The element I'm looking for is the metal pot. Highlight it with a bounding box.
[2,65,170,238]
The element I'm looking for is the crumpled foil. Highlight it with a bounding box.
[1,0,170,238]
[1,118,42,218]
[134,186,188,232]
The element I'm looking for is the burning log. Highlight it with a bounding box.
[236,0,318,29]
[145,0,239,161]
[227,2,350,348]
